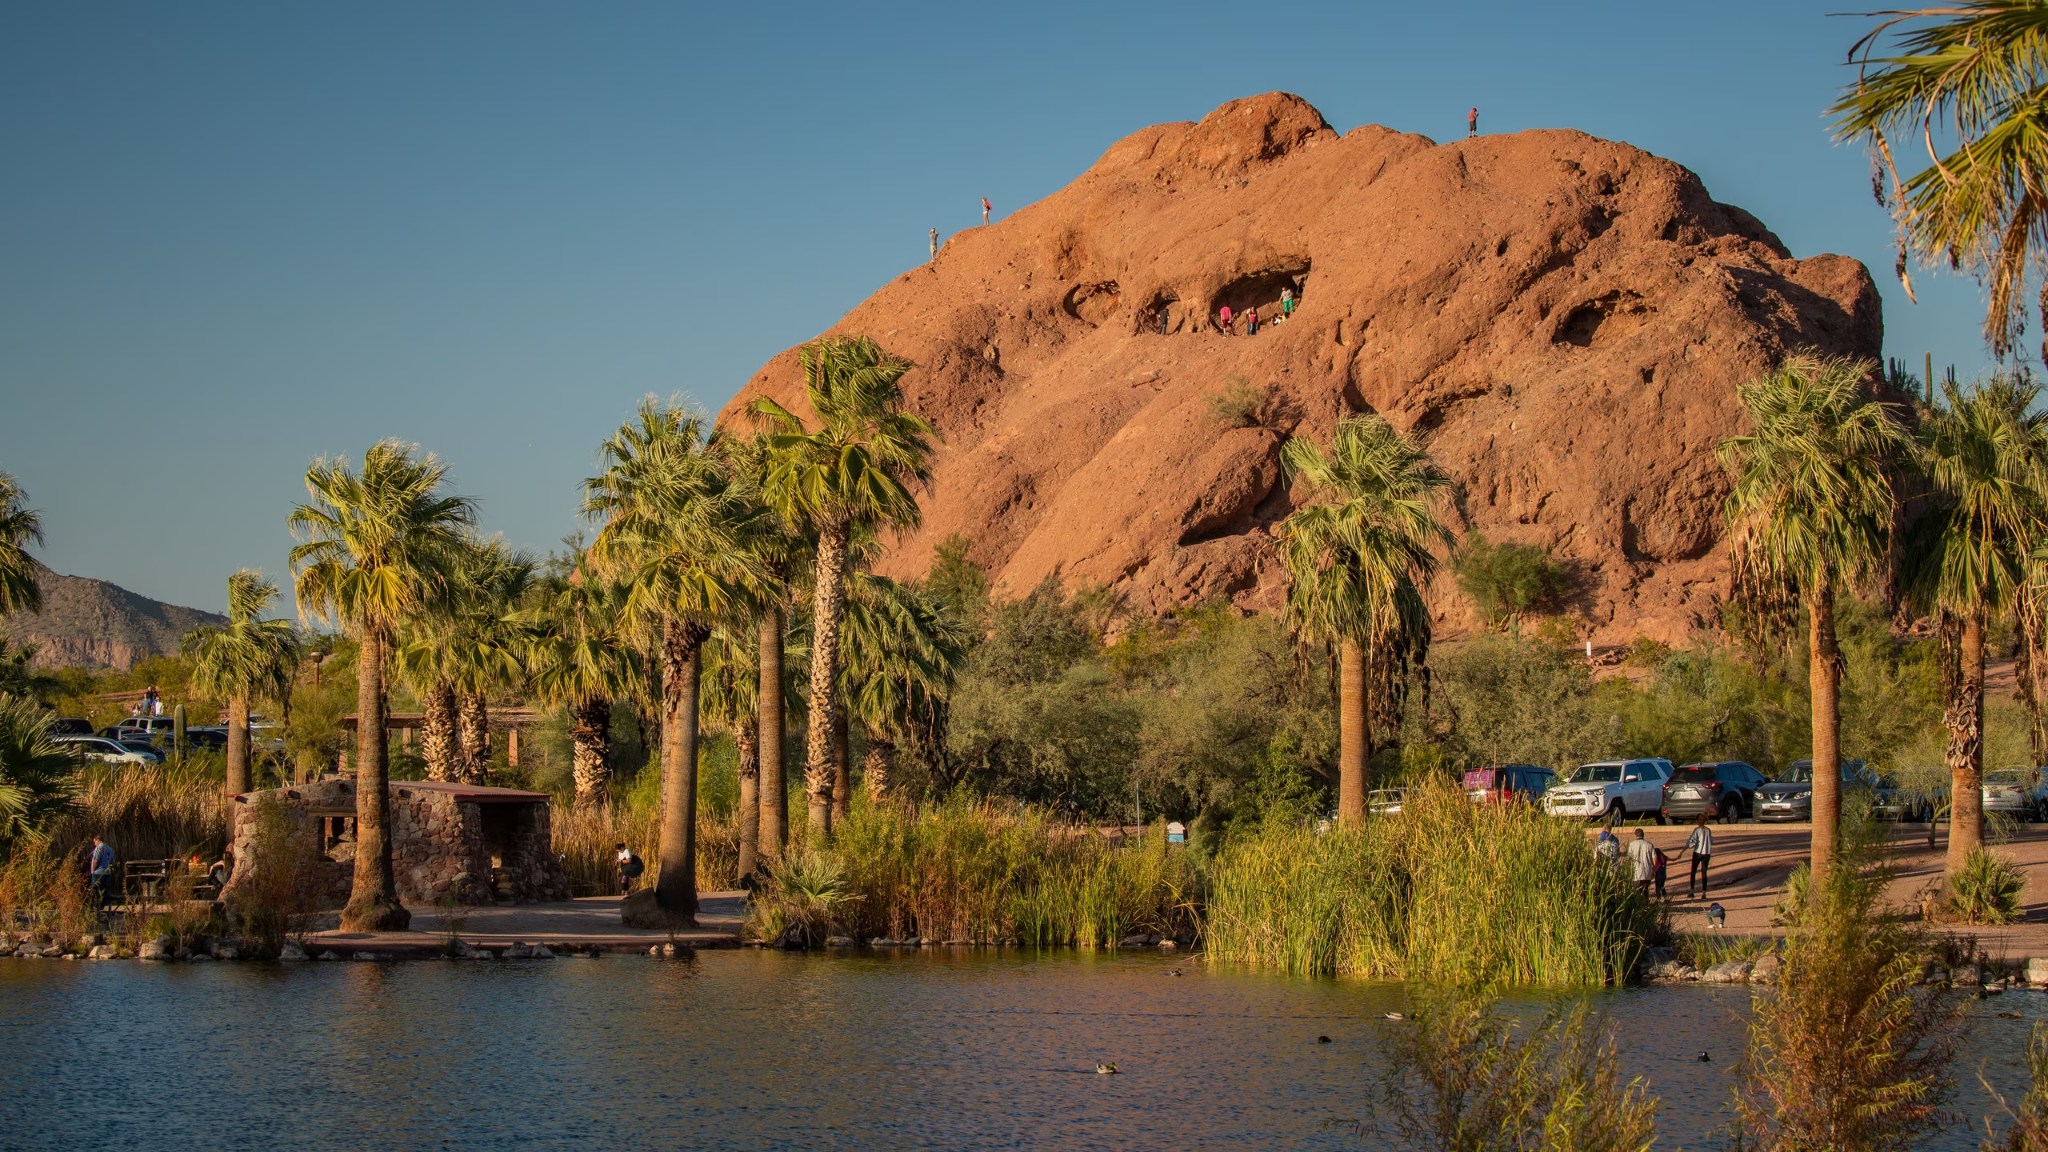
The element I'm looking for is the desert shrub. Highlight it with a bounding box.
[1204,374,1268,427]
[752,849,853,945]
[225,793,328,952]
[1947,848,2026,925]
[1454,532,1571,627]
[0,840,95,942]
[1359,992,1658,1152]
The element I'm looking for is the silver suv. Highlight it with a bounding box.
[1543,759,1674,823]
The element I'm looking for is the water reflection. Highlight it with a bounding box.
[0,952,2032,1150]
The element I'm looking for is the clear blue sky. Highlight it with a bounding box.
[0,1,2000,613]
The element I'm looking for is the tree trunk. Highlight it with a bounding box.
[1947,606,1988,876]
[422,682,459,782]
[805,523,850,834]
[2019,592,2048,767]
[1808,585,1844,884]
[570,695,612,807]
[341,627,408,931]
[757,606,787,862]
[831,704,852,823]
[863,729,893,801]
[735,719,760,880]
[458,692,490,784]
[225,694,252,796]
[1337,638,1368,826]
[655,616,706,922]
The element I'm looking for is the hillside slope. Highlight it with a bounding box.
[4,562,224,670]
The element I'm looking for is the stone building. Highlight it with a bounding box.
[223,778,572,908]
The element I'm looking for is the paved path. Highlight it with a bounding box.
[305,892,747,955]
[1604,822,2048,958]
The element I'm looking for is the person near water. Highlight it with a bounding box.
[929,228,939,259]
[1246,307,1259,335]
[981,197,991,225]
[1652,841,1669,899]
[1218,304,1233,335]
[1468,107,1479,137]
[1626,828,1655,898]
[615,842,644,895]
[88,835,115,906]
[1684,813,1714,898]
[1593,827,1620,863]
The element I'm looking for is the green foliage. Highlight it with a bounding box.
[1946,848,2026,925]
[226,793,327,951]
[1362,992,1659,1152]
[1984,1023,2048,1152]
[0,472,44,617]
[923,533,990,636]
[1204,374,1268,428]
[0,693,76,845]
[1454,531,1571,626]
[1412,634,1618,775]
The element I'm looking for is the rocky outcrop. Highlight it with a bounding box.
[719,93,1887,642]
[4,561,224,669]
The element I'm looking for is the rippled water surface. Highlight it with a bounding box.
[0,950,2034,1150]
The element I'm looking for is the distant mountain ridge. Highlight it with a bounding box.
[4,562,225,670]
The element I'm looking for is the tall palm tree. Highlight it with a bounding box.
[0,472,43,617]
[1717,355,1908,883]
[1275,415,1454,826]
[842,573,965,803]
[290,440,476,931]
[446,539,536,784]
[394,615,462,782]
[1902,374,2048,876]
[1832,3,2048,361]
[525,568,642,807]
[751,336,937,832]
[699,624,762,876]
[585,400,762,924]
[184,570,300,795]
[724,434,808,864]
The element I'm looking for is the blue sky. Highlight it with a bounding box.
[0,1,2002,613]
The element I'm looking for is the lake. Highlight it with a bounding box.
[0,949,2034,1150]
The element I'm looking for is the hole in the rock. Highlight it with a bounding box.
[1553,289,1656,349]
[1210,262,1312,331]
[1062,281,1122,327]
[1494,237,1509,258]
[1137,289,1184,335]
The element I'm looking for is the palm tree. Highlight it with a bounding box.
[525,569,643,807]
[0,692,75,847]
[1717,355,1908,882]
[699,624,762,876]
[394,617,462,782]
[1832,4,2048,361]
[751,337,937,832]
[0,473,43,617]
[584,400,762,924]
[184,570,301,795]
[1902,374,2048,876]
[290,440,476,931]
[725,434,808,864]
[842,573,966,803]
[445,539,536,784]
[1274,415,1454,826]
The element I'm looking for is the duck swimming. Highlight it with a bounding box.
[1096,1063,1118,1075]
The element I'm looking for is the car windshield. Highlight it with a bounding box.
[1674,766,1717,782]
[1777,763,1815,783]
[1568,764,1624,784]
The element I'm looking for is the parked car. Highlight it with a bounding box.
[1756,759,1876,823]
[1464,764,1555,805]
[1870,772,1941,823]
[113,739,168,764]
[1660,761,1766,823]
[42,717,92,737]
[113,716,179,740]
[183,727,229,752]
[1543,759,1674,823]
[1367,789,1406,816]
[51,735,157,765]
[1983,768,2047,822]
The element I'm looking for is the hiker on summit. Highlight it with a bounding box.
[1468,107,1478,137]
[930,228,939,259]
[981,197,991,225]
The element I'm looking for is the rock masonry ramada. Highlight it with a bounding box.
[223,779,571,908]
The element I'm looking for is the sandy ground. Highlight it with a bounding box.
[1614,821,2048,959]
[304,891,747,954]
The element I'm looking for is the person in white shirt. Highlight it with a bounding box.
[1685,814,1715,899]
[1626,828,1656,897]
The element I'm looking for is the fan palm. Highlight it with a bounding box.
[445,538,536,784]
[1717,355,1908,882]
[1275,415,1453,825]
[289,440,476,931]
[1901,374,2048,876]
[842,573,966,802]
[585,400,762,923]
[751,336,937,833]
[525,568,643,807]
[393,616,462,782]
[0,693,75,846]
[1832,3,2048,361]
[723,433,806,864]
[699,623,763,876]
[183,570,300,795]
[0,473,43,617]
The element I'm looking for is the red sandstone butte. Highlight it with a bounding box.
[718,93,1884,643]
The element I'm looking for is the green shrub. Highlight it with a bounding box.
[225,793,327,952]
[1204,374,1268,428]
[1947,848,2026,925]
[1454,532,1571,626]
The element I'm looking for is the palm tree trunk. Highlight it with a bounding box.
[805,523,850,834]
[831,704,852,823]
[225,694,252,795]
[863,729,893,801]
[1808,585,1844,884]
[1337,638,1368,826]
[458,692,490,784]
[758,606,787,861]
[341,627,409,931]
[655,616,706,921]
[1947,606,1988,876]
[735,719,760,879]
[2019,592,2048,766]
[570,695,612,807]
[422,682,459,782]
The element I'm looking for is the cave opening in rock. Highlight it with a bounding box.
[1061,281,1122,327]
[1210,263,1311,330]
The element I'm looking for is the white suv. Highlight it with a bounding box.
[1543,759,1674,823]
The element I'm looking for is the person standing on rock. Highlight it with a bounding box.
[1627,827,1655,898]
[1684,813,1714,899]
[88,835,114,907]
[1246,307,1260,335]
[1281,287,1295,321]
[929,228,939,260]
[1468,107,1479,137]
[1217,304,1232,335]
[981,197,991,225]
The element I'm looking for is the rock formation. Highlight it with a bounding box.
[719,93,1886,642]
[4,561,224,669]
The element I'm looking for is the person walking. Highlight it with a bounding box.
[929,228,939,260]
[1468,107,1479,138]
[1594,827,1620,864]
[981,197,991,225]
[1627,827,1655,898]
[1217,304,1233,335]
[1684,813,1714,899]
[1246,307,1260,335]
[1652,842,1669,900]
[88,835,114,908]
[615,841,644,895]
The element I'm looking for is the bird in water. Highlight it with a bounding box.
[1317,1036,1332,1044]
[1697,1051,1712,1062]
[1998,1011,2024,1019]
[1381,1012,1406,1021]
[1096,1063,1119,1075]
[1166,969,1183,977]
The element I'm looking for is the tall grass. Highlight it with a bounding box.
[1204,781,1657,987]
[549,799,739,895]
[46,762,229,864]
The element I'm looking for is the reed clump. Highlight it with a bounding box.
[0,840,96,944]
[44,762,229,864]
[549,798,739,895]
[1203,780,1657,987]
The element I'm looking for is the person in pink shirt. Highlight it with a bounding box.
[1217,304,1232,335]
[982,197,991,225]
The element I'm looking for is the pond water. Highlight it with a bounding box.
[0,950,2034,1151]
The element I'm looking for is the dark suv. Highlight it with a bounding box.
[1463,764,1556,805]
[1661,761,1766,823]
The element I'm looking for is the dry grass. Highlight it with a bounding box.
[46,762,230,865]
[550,798,739,895]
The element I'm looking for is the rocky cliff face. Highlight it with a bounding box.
[4,563,224,670]
[719,93,1886,643]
